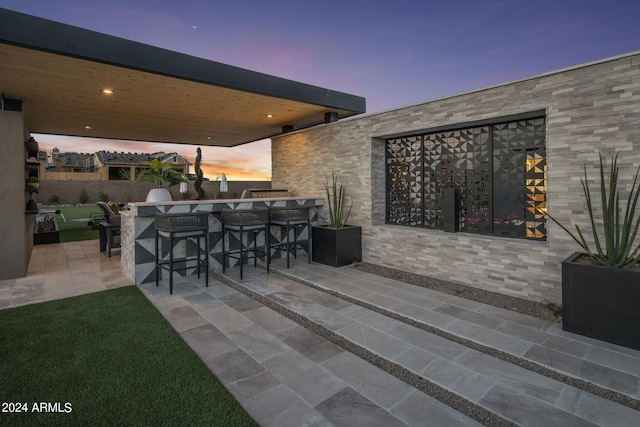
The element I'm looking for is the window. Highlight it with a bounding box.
[385,116,546,240]
[109,167,131,181]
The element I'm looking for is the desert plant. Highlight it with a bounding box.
[79,189,89,204]
[548,152,640,268]
[136,158,187,188]
[26,176,40,190]
[36,215,57,233]
[324,171,353,229]
[194,147,205,199]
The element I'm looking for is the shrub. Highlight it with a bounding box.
[100,192,109,202]
[79,189,89,204]
[48,194,60,204]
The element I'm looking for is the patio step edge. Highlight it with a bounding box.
[266,264,640,412]
[211,270,514,427]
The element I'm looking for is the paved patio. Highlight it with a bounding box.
[2,241,639,426]
[0,240,129,309]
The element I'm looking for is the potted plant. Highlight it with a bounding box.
[312,171,362,267]
[34,214,60,245]
[26,176,40,190]
[136,158,188,202]
[25,136,39,157]
[548,152,640,350]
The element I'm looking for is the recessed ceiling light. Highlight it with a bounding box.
[101,89,114,95]
[266,114,273,118]
[84,125,92,130]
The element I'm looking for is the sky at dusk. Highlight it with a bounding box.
[2,0,639,180]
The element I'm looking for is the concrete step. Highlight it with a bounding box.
[270,260,640,407]
[214,260,640,427]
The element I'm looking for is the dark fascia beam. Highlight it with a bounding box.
[0,8,366,115]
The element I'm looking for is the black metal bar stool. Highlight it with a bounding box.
[221,208,270,279]
[269,206,311,268]
[155,212,209,294]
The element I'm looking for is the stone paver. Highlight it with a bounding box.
[214,260,640,426]
[284,262,640,402]
[6,242,640,426]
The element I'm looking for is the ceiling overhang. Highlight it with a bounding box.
[0,8,365,147]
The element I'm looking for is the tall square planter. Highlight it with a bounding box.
[562,252,640,351]
[312,225,362,267]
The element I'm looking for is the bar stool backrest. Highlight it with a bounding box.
[221,208,268,226]
[155,212,209,232]
[269,207,309,221]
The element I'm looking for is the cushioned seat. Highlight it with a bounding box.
[221,208,269,279]
[154,212,209,294]
[269,206,311,268]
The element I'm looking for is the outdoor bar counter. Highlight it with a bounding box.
[120,197,323,285]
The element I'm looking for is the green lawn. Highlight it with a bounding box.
[42,204,103,221]
[41,205,104,243]
[0,287,257,427]
[57,221,99,242]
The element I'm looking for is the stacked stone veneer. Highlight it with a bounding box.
[272,52,640,303]
[122,198,322,285]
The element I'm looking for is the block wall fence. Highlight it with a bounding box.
[271,52,640,303]
[35,180,271,205]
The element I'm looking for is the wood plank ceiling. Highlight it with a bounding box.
[0,8,365,147]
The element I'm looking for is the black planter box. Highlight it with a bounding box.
[562,252,640,351]
[312,225,362,267]
[34,230,60,245]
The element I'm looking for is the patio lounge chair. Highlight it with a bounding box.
[96,201,121,257]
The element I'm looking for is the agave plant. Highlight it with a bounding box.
[324,171,353,229]
[36,214,57,233]
[549,152,640,268]
[136,158,187,188]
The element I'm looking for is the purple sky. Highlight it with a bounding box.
[2,0,639,180]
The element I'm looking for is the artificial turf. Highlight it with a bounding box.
[0,286,257,426]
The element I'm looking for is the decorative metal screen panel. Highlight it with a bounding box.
[492,118,547,238]
[423,136,441,228]
[385,116,546,240]
[431,127,491,232]
[386,136,422,226]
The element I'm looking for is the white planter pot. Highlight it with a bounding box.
[146,188,172,202]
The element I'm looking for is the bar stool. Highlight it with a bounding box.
[155,212,209,294]
[221,208,270,279]
[269,206,311,268]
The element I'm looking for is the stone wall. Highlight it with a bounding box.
[36,180,271,205]
[271,51,640,303]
